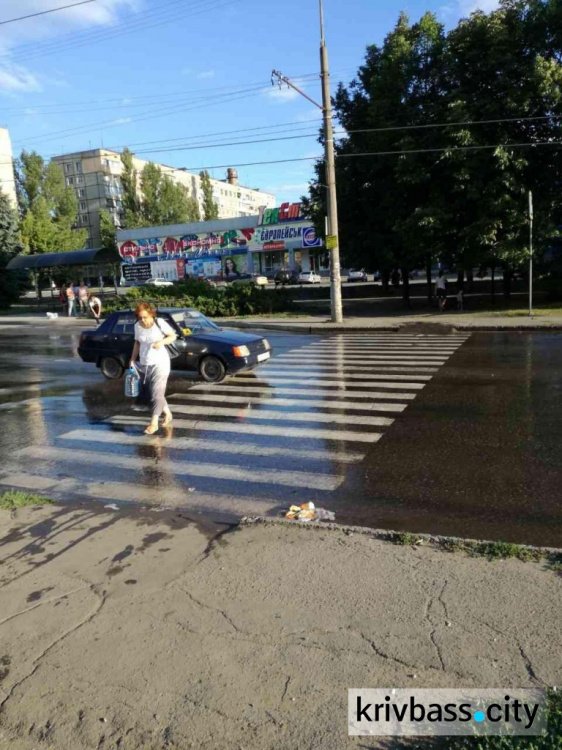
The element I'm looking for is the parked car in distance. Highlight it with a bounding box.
[231,273,269,287]
[274,269,300,286]
[347,269,368,282]
[78,308,272,383]
[298,271,322,284]
[142,277,174,287]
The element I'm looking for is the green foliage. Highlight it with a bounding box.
[99,209,118,253]
[0,188,23,309]
[308,3,562,301]
[0,490,53,510]
[16,150,87,254]
[102,281,294,318]
[200,170,219,220]
[120,149,200,228]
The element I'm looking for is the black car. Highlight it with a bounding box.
[78,308,272,383]
[274,269,299,286]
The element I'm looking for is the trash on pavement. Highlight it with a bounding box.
[104,503,119,511]
[46,312,58,320]
[284,502,335,522]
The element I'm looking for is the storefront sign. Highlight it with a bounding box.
[258,202,305,226]
[302,227,322,248]
[123,263,151,283]
[263,241,285,251]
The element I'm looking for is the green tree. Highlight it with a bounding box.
[306,2,562,304]
[120,147,142,227]
[99,209,118,253]
[16,151,87,254]
[200,170,219,220]
[0,188,24,308]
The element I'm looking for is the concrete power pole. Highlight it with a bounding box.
[272,0,343,323]
[318,0,343,323]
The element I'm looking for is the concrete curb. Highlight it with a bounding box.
[240,516,562,556]
[217,319,562,333]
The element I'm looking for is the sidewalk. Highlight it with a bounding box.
[0,503,560,750]
[215,311,562,332]
[3,311,562,333]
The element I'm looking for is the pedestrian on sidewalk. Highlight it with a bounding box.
[78,281,89,316]
[66,284,76,317]
[88,293,102,325]
[456,277,465,311]
[130,302,176,435]
[59,283,67,315]
[435,271,448,312]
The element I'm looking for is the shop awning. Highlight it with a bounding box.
[6,247,121,271]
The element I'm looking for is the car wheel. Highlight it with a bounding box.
[199,355,226,383]
[100,356,124,379]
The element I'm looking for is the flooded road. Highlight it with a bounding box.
[0,318,561,546]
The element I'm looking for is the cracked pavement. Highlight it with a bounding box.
[0,504,560,749]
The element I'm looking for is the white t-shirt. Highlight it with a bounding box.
[134,318,175,367]
[436,275,447,291]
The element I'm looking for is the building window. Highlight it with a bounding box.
[78,188,86,198]
[75,162,82,173]
[80,214,89,225]
[67,177,74,185]
[80,201,87,211]
[76,176,83,185]
[65,163,72,174]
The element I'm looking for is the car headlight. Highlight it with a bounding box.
[262,339,270,350]
[233,345,250,357]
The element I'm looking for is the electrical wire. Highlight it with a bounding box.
[0,0,96,26]
[3,0,240,65]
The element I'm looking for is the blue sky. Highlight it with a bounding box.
[0,0,498,205]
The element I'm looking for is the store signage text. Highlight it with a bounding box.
[258,202,305,225]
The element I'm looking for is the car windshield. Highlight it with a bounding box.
[171,310,220,335]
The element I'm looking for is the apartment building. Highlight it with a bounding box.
[50,148,275,249]
[0,128,17,208]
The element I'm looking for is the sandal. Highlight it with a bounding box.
[162,412,173,426]
[144,423,159,435]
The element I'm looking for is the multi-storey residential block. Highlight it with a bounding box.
[50,149,275,248]
[0,128,17,209]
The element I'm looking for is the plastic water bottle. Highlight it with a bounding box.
[124,366,140,398]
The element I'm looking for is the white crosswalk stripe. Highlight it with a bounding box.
[4,332,471,514]
[231,374,427,387]
[168,393,407,412]
[190,385,418,400]
[60,429,366,463]
[107,415,384,443]
[169,403,394,427]
[14,446,344,491]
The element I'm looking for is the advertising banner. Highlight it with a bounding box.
[118,228,255,264]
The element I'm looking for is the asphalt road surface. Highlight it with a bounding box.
[0,320,560,547]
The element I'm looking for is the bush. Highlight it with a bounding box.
[104,282,295,318]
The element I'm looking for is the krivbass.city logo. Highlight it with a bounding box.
[348,689,546,737]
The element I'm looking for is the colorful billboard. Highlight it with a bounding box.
[118,227,255,263]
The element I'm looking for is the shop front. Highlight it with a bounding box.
[249,203,323,275]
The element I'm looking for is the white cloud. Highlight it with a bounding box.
[0,0,142,93]
[265,86,300,103]
[197,70,215,80]
[113,117,132,125]
[440,0,500,19]
[0,64,40,92]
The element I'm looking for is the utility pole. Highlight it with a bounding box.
[271,0,343,322]
[528,190,533,317]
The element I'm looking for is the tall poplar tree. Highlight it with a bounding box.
[200,170,219,220]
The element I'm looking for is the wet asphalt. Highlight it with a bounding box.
[0,319,560,547]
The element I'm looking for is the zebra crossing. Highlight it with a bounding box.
[1,332,471,514]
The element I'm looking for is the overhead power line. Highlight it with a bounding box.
[0,0,96,26]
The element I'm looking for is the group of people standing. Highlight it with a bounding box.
[58,281,102,323]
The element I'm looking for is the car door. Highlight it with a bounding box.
[108,313,136,364]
